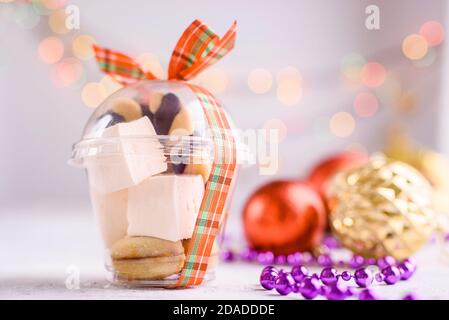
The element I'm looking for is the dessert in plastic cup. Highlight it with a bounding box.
[70,81,242,287]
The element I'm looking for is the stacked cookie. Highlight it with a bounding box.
[88,91,214,281]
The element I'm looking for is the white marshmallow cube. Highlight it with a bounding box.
[86,117,167,194]
[127,174,205,242]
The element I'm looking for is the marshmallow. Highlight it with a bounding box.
[90,188,128,248]
[86,117,167,194]
[127,174,204,241]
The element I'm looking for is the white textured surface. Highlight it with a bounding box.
[1,205,449,300]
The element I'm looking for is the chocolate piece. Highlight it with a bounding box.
[140,103,153,122]
[153,93,181,135]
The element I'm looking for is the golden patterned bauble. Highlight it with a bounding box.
[329,154,436,260]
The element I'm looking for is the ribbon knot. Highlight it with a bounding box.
[93,20,236,84]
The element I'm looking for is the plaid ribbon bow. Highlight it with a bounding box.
[93,19,236,83]
[92,20,238,287]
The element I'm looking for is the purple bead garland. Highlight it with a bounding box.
[258,259,417,300]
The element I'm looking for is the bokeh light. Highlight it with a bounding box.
[198,68,228,94]
[81,82,107,108]
[41,0,66,10]
[276,66,303,106]
[51,58,84,88]
[72,35,96,60]
[360,62,386,87]
[49,9,70,34]
[341,53,365,82]
[136,53,165,79]
[262,118,288,143]
[329,112,355,137]
[402,34,428,60]
[100,75,123,95]
[14,4,40,29]
[395,90,417,113]
[412,47,437,68]
[353,92,379,117]
[419,20,444,47]
[247,68,273,94]
[38,36,64,64]
[375,75,401,106]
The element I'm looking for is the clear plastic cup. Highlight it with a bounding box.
[70,80,244,287]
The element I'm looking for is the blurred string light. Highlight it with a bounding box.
[38,36,64,64]
[375,75,402,106]
[195,67,229,94]
[100,75,123,95]
[353,91,379,117]
[276,66,303,106]
[49,9,70,34]
[341,52,365,82]
[81,82,107,108]
[51,57,84,88]
[72,34,96,60]
[395,90,417,113]
[419,20,444,47]
[412,47,437,68]
[247,68,273,94]
[329,112,355,137]
[136,52,165,79]
[262,118,288,143]
[14,3,40,29]
[360,62,386,87]
[402,34,428,60]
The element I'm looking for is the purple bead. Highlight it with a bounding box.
[302,252,315,264]
[220,250,235,262]
[398,261,416,280]
[311,273,320,280]
[291,282,301,293]
[366,258,377,265]
[257,251,274,265]
[375,272,385,282]
[260,269,278,290]
[287,252,303,265]
[349,255,365,268]
[325,282,350,300]
[354,268,373,288]
[340,271,352,281]
[275,255,287,265]
[320,267,338,285]
[377,256,396,269]
[381,266,401,285]
[323,235,340,249]
[261,265,278,275]
[240,248,257,261]
[291,265,308,282]
[402,293,419,300]
[299,277,320,300]
[317,254,333,267]
[274,273,295,295]
[358,289,378,300]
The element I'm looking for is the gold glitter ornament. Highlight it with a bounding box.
[329,154,436,260]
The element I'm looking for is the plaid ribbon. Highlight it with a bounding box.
[92,20,238,287]
[92,20,236,84]
[173,84,237,287]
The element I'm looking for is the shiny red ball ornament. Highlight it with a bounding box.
[308,151,368,199]
[243,180,326,255]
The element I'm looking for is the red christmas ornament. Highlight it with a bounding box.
[308,151,368,200]
[243,180,326,255]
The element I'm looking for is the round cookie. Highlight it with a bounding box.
[169,107,194,136]
[111,236,185,280]
[185,160,212,183]
[110,97,142,122]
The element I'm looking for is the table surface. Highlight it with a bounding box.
[1,205,449,300]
